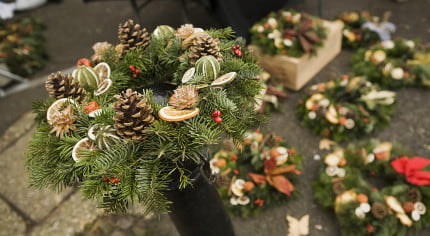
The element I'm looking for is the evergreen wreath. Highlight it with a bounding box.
[352,38,430,89]
[249,9,327,57]
[313,140,430,236]
[296,75,396,141]
[0,17,48,77]
[338,11,381,49]
[25,21,264,215]
[210,130,302,218]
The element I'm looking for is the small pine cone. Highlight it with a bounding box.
[407,188,422,202]
[45,72,86,103]
[118,19,150,55]
[332,182,346,195]
[176,24,195,39]
[188,34,222,64]
[371,202,388,219]
[113,89,154,140]
[168,85,199,110]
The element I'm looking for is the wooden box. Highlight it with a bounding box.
[250,20,344,91]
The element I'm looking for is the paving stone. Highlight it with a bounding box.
[116,216,134,230]
[110,230,125,236]
[31,192,101,236]
[0,199,26,236]
[0,126,73,222]
[0,112,35,152]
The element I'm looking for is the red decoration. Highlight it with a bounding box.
[109,177,120,184]
[233,169,239,175]
[214,116,223,123]
[288,149,295,156]
[254,199,264,207]
[232,45,242,57]
[230,154,238,161]
[83,101,99,114]
[391,156,430,185]
[212,110,221,117]
[129,64,141,78]
[76,58,92,67]
[366,224,374,233]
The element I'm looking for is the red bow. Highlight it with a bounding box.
[391,156,430,185]
[248,157,301,196]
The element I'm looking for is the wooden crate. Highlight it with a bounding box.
[250,20,344,91]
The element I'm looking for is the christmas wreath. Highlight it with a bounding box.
[313,140,430,236]
[338,11,393,49]
[254,71,288,115]
[210,130,302,218]
[249,9,327,57]
[352,38,430,89]
[25,20,264,214]
[0,17,48,77]
[296,75,396,141]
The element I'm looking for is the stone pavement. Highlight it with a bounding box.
[2,0,430,236]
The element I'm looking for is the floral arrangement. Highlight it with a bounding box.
[0,17,48,77]
[249,9,327,57]
[339,11,380,49]
[254,71,287,114]
[25,20,264,214]
[313,140,430,236]
[211,130,302,217]
[352,38,430,89]
[296,75,396,141]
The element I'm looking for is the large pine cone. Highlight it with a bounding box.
[112,89,154,140]
[188,34,222,64]
[45,72,86,103]
[118,19,150,55]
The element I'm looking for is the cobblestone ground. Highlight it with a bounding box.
[1,0,430,236]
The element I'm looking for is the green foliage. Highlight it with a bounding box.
[25,24,263,216]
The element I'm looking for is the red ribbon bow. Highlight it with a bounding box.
[391,156,430,185]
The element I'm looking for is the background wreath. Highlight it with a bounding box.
[313,139,430,236]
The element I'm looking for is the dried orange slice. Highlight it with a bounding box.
[211,72,237,86]
[94,78,112,96]
[158,106,199,121]
[182,67,195,83]
[46,98,76,125]
[94,62,111,83]
[72,138,98,162]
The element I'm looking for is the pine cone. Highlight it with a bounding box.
[118,19,150,55]
[49,105,76,138]
[113,89,154,140]
[332,182,346,195]
[371,202,388,219]
[407,188,422,202]
[45,72,86,103]
[168,85,199,110]
[188,34,222,64]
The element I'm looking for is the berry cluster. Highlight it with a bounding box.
[129,65,141,78]
[212,110,222,123]
[232,45,242,57]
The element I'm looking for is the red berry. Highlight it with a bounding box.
[214,116,223,123]
[288,149,295,156]
[76,58,92,67]
[129,65,135,70]
[233,169,239,175]
[133,74,137,78]
[211,110,221,117]
[134,69,140,73]
[236,45,241,49]
[236,50,242,57]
